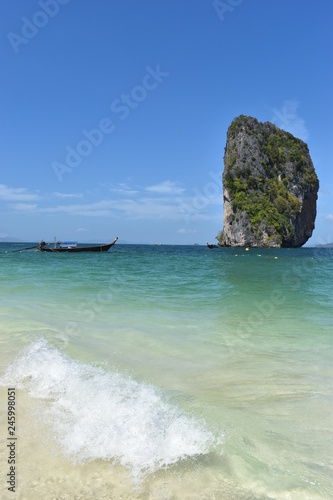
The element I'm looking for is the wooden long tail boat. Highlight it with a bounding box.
[206,242,218,249]
[38,237,118,253]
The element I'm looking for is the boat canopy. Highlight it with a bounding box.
[59,240,77,248]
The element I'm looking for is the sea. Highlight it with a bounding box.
[0,242,332,499]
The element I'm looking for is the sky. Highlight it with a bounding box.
[0,0,332,245]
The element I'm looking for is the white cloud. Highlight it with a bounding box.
[108,183,139,196]
[177,228,197,234]
[0,184,41,201]
[7,179,222,225]
[53,192,83,199]
[271,100,309,141]
[10,203,38,211]
[42,201,114,217]
[326,214,333,222]
[10,200,113,217]
[107,197,182,219]
[146,181,185,195]
[76,227,88,232]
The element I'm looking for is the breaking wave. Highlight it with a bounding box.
[1,339,218,480]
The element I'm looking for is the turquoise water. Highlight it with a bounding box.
[0,243,332,499]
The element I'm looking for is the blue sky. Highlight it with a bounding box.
[0,0,332,244]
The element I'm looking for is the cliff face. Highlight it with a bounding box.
[218,115,319,248]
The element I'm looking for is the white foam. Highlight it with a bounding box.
[0,339,217,479]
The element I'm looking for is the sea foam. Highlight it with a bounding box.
[0,339,216,479]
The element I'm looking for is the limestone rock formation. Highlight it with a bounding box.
[218,115,319,247]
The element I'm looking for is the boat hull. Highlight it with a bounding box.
[39,238,118,253]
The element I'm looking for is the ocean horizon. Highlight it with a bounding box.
[0,243,332,499]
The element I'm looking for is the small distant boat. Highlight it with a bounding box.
[206,242,218,249]
[38,237,118,253]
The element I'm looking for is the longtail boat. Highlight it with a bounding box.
[38,237,118,253]
[206,242,218,249]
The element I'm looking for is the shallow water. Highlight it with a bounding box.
[0,243,332,498]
